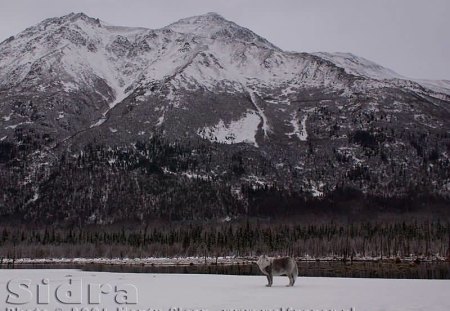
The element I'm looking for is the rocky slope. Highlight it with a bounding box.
[0,12,449,223]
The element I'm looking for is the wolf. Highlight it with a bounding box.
[256,255,298,287]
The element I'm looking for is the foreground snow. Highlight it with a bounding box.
[0,269,449,310]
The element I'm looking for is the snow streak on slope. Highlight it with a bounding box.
[299,115,308,141]
[248,90,270,138]
[156,110,166,127]
[197,110,260,147]
[89,117,106,128]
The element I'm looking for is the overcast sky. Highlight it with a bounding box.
[0,0,449,80]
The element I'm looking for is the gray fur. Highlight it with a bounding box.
[256,255,298,287]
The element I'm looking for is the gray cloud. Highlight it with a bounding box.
[0,0,448,79]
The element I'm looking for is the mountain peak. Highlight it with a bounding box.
[66,12,89,19]
[59,12,101,25]
[33,12,101,30]
[201,12,226,19]
[166,12,278,50]
[169,12,227,25]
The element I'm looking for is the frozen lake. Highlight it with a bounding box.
[1,269,449,310]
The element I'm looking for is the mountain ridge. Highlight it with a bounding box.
[0,12,448,223]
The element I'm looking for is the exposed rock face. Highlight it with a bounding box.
[0,13,448,223]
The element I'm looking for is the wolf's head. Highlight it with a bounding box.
[256,254,271,269]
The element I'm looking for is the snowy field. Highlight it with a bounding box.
[0,269,449,311]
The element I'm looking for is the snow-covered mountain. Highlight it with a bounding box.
[313,52,450,98]
[0,12,449,223]
[312,52,404,80]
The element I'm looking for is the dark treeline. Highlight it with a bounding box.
[1,220,449,260]
[1,129,449,224]
[1,133,449,262]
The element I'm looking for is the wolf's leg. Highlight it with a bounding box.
[268,273,273,287]
[292,261,298,286]
[266,275,271,287]
[287,274,294,286]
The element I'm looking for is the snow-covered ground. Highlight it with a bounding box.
[0,269,449,310]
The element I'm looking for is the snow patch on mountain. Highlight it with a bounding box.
[197,110,260,146]
[61,81,79,92]
[2,113,12,121]
[289,112,308,141]
[156,111,165,127]
[310,182,324,197]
